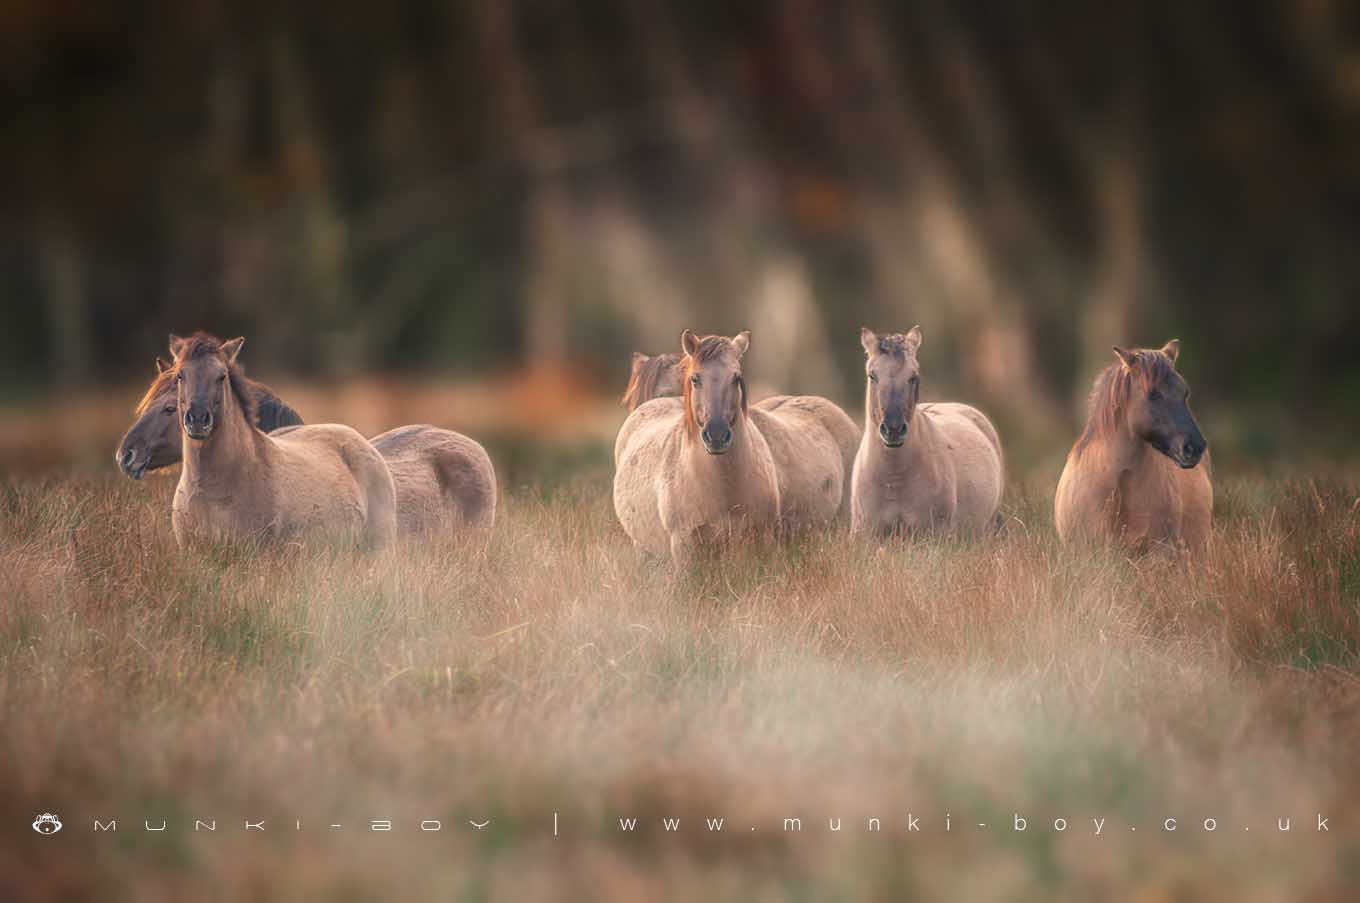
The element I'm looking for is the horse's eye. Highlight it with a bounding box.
[690,374,700,386]
[1148,389,1162,401]
[868,373,878,382]
[217,374,227,384]
[176,373,183,382]
[162,405,175,415]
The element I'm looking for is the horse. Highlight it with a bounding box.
[272,423,497,534]
[1054,340,1212,552]
[168,332,398,549]
[618,349,861,516]
[850,327,1003,536]
[613,330,781,564]
[116,356,302,480]
[621,351,683,410]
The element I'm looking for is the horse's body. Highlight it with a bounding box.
[168,333,397,549]
[619,351,860,518]
[851,328,1003,536]
[1055,341,1211,552]
[369,425,497,533]
[613,331,781,564]
[116,358,302,479]
[753,395,860,519]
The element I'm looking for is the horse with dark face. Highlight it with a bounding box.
[116,357,302,480]
[851,327,1003,536]
[167,332,397,549]
[1055,340,1212,552]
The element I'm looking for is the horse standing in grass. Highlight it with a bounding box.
[851,327,1003,536]
[169,333,397,549]
[116,356,302,480]
[122,354,496,535]
[619,348,861,516]
[274,423,497,534]
[1055,341,1211,552]
[613,331,780,564]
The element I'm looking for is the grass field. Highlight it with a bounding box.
[2,466,1359,900]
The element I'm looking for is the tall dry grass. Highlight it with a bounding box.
[1,470,1358,900]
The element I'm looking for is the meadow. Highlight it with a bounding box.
[1,455,1358,900]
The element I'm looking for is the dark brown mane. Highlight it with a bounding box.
[1074,351,1176,455]
[160,332,259,427]
[621,352,681,410]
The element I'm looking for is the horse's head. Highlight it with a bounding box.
[116,356,181,479]
[680,329,749,455]
[172,333,246,442]
[622,351,683,410]
[860,326,922,448]
[1113,340,1207,469]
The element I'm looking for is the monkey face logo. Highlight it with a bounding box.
[32,813,62,834]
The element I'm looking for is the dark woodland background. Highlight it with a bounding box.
[1,0,1357,470]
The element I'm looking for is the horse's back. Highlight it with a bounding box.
[921,402,1003,529]
[613,402,685,555]
[615,397,683,465]
[370,425,497,531]
[270,424,397,545]
[750,396,848,528]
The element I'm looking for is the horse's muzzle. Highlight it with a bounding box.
[878,422,908,448]
[183,408,214,440]
[117,447,147,480]
[700,424,734,454]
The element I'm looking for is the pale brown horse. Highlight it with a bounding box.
[116,357,302,479]
[613,331,781,564]
[273,423,497,534]
[851,327,1003,535]
[169,333,397,549]
[618,349,861,515]
[1055,340,1212,552]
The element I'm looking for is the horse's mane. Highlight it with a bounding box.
[1073,350,1176,456]
[621,352,681,410]
[141,332,260,427]
[134,368,178,416]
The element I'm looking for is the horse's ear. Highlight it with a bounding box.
[222,337,245,364]
[155,356,170,375]
[1113,346,1140,370]
[905,325,923,354]
[169,333,187,361]
[731,330,750,358]
[681,329,700,357]
[1160,339,1181,365]
[860,327,877,356]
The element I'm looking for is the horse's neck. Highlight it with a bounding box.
[181,404,266,492]
[1082,421,1149,481]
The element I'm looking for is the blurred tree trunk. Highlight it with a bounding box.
[37,214,92,386]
